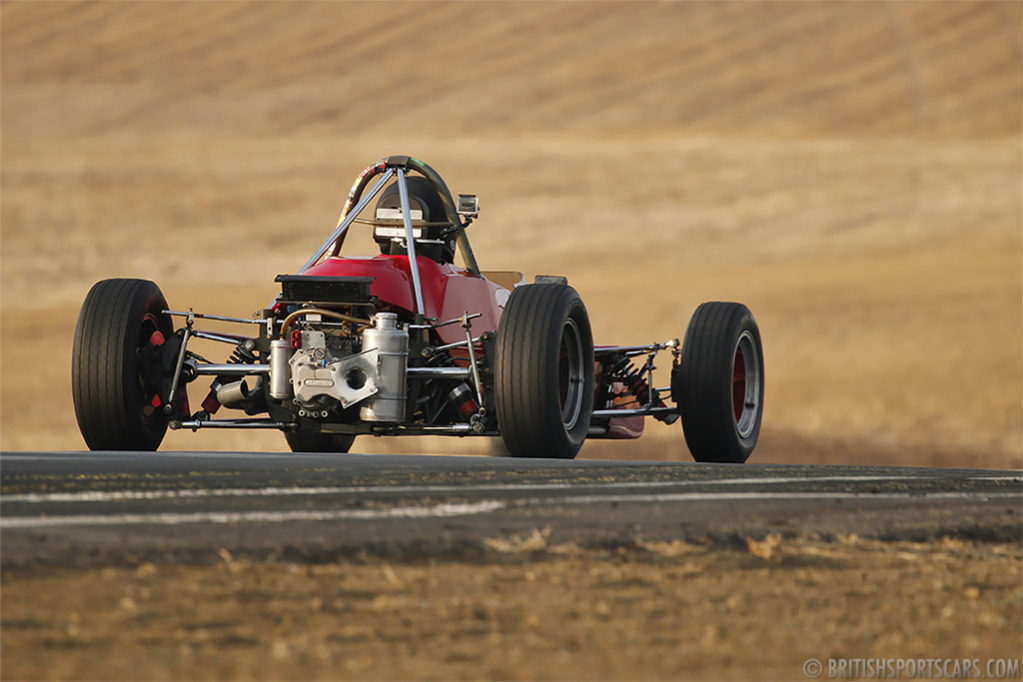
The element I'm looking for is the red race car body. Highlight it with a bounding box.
[301,256,505,346]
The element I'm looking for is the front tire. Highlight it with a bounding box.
[494,284,594,459]
[672,302,764,463]
[72,279,174,451]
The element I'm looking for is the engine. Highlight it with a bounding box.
[268,312,408,422]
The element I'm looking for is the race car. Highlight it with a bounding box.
[72,155,763,461]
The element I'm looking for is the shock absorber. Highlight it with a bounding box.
[426,351,478,420]
[613,357,677,424]
[200,340,258,414]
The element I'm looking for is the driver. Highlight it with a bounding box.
[373,177,456,264]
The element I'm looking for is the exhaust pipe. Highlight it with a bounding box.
[215,380,250,408]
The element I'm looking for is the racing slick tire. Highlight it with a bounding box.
[494,283,594,459]
[284,431,356,453]
[72,278,174,451]
[672,302,763,463]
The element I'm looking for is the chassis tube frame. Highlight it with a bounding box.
[396,168,427,316]
[300,168,396,273]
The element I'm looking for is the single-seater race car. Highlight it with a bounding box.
[72,156,763,461]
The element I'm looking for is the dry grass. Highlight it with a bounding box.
[2,1,1020,467]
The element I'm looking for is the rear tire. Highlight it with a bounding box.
[284,431,356,453]
[672,302,763,463]
[72,279,173,451]
[494,284,594,459]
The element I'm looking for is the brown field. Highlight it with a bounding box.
[2,1,1020,467]
[1,4,1021,680]
[3,539,1021,681]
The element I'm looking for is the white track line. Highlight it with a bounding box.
[3,474,1019,504]
[515,490,1022,506]
[2,490,1018,529]
[0,500,505,529]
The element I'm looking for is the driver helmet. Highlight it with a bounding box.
[373,177,455,263]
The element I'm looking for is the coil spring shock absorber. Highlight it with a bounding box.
[611,357,678,424]
[200,340,258,414]
[425,351,479,420]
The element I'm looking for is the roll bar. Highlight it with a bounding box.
[300,156,481,277]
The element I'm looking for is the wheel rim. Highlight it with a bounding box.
[732,330,761,439]
[558,317,585,430]
[137,313,166,425]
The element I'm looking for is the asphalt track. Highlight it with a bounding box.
[2,451,1020,568]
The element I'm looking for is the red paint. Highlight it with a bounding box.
[201,394,220,414]
[302,256,507,344]
[590,368,644,439]
[604,416,645,439]
[141,316,167,423]
[179,388,190,418]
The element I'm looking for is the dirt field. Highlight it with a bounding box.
[3,538,1021,681]
[2,1,1020,467]
[1,3,1021,680]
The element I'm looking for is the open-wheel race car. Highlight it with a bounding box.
[72,156,763,461]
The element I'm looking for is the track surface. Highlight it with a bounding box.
[2,451,1020,568]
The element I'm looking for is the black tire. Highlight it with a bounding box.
[671,302,764,463]
[494,284,594,459]
[284,431,356,453]
[72,279,174,451]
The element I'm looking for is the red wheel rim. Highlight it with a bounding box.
[138,313,166,425]
[731,330,761,439]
